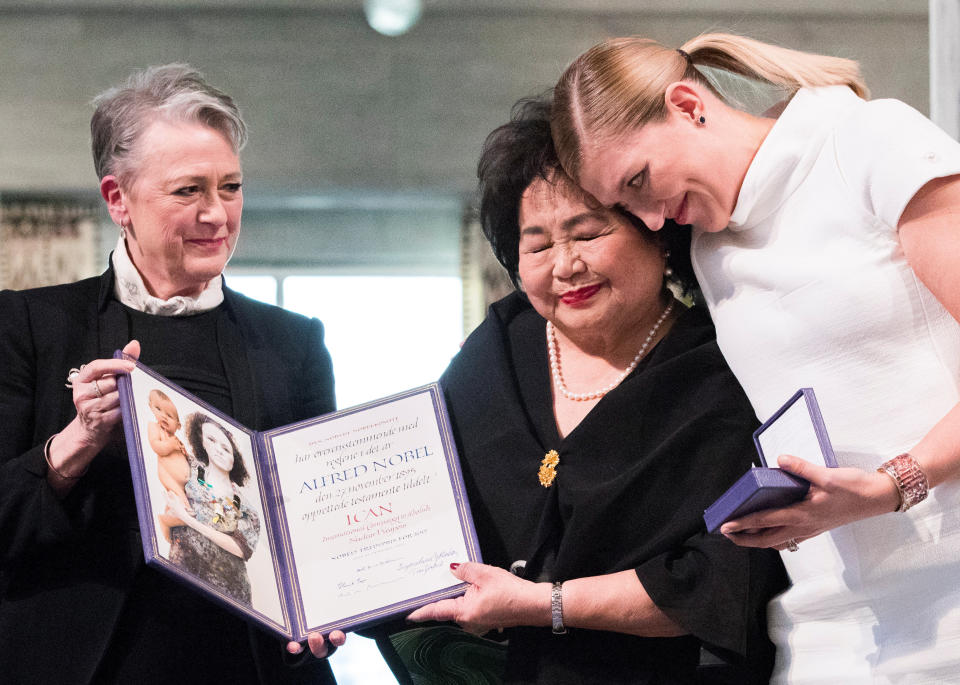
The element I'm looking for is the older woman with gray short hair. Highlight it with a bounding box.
[0,64,343,684]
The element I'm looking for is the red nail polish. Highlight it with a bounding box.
[450,562,460,570]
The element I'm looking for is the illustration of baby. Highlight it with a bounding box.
[147,389,192,539]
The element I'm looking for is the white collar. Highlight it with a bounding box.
[728,86,864,231]
[111,235,224,316]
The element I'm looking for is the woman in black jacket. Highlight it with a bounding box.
[0,63,343,684]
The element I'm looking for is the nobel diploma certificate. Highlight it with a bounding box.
[263,388,476,631]
[117,355,480,642]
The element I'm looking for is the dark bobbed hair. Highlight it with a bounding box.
[185,412,249,486]
[476,93,696,294]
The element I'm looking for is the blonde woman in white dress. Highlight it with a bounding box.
[550,32,960,684]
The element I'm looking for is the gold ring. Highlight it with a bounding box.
[93,380,103,399]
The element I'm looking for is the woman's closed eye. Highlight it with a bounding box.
[572,223,615,242]
[627,167,647,190]
[519,233,552,254]
[575,232,603,243]
[523,243,552,254]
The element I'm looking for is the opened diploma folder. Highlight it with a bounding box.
[116,353,481,641]
[703,388,837,533]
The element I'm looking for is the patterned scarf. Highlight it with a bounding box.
[111,235,224,316]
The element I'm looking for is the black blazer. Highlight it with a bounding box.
[0,266,337,684]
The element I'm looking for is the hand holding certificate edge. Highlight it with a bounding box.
[407,562,543,636]
[48,340,139,494]
[720,453,902,550]
[286,630,348,658]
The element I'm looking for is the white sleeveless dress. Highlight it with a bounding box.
[692,86,960,684]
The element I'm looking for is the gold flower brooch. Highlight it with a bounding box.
[538,450,560,488]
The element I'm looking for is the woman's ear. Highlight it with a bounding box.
[664,82,705,125]
[100,175,129,227]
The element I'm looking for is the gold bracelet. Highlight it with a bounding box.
[43,434,89,480]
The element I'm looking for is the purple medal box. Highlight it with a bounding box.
[704,388,837,533]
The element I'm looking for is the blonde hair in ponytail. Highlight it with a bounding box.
[552,32,868,181]
[681,33,867,99]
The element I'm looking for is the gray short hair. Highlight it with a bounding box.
[91,63,248,186]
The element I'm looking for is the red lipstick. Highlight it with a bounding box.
[560,284,601,305]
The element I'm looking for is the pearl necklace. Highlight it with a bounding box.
[547,300,675,402]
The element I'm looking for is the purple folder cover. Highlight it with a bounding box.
[703,388,837,533]
[116,353,481,641]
